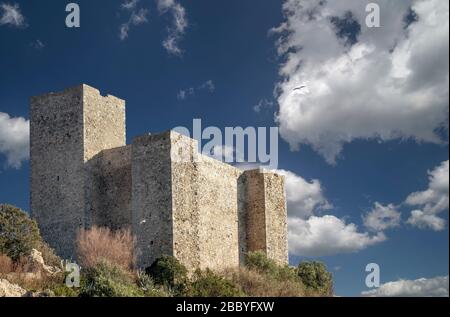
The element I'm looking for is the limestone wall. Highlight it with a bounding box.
[131,133,174,268]
[242,169,288,265]
[30,85,126,259]
[85,146,132,230]
[30,85,288,269]
[30,86,86,258]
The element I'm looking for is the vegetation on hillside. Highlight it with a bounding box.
[0,203,334,297]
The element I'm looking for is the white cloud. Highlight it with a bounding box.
[121,0,139,11]
[119,3,149,40]
[363,202,401,232]
[157,0,188,56]
[273,0,449,164]
[362,276,449,297]
[289,215,386,257]
[277,169,385,256]
[276,169,332,219]
[0,3,26,27]
[209,145,235,162]
[407,210,446,231]
[405,160,449,231]
[0,112,29,168]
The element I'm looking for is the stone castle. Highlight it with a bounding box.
[30,84,288,270]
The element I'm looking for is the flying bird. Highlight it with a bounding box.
[293,85,306,91]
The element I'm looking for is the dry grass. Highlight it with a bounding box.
[76,226,136,271]
[0,252,64,293]
[0,253,13,274]
[223,267,308,297]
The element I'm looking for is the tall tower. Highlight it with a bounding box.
[30,84,126,258]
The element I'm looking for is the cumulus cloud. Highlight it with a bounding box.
[278,169,385,256]
[0,112,29,168]
[0,2,26,27]
[289,215,386,257]
[362,275,449,297]
[273,0,449,164]
[405,160,449,231]
[407,210,446,231]
[119,1,149,40]
[277,169,332,219]
[157,0,188,56]
[363,202,401,232]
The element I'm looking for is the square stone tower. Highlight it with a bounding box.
[30,84,288,270]
[30,84,126,258]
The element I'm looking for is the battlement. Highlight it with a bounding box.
[30,85,288,270]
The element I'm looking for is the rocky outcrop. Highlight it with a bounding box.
[28,249,61,274]
[0,279,27,297]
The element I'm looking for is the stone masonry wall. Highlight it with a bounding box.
[196,155,242,271]
[30,86,86,258]
[242,169,288,265]
[30,85,126,259]
[131,133,174,268]
[85,146,132,230]
[30,85,288,269]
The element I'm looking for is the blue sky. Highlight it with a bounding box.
[0,0,448,296]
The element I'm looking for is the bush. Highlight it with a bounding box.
[0,204,41,261]
[76,226,136,271]
[245,251,278,276]
[136,270,171,297]
[245,251,298,281]
[146,256,188,289]
[80,261,142,297]
[225,267,306,297]
[297,261,333,296]
[185,269,244,297]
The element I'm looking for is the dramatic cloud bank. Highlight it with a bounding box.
[0,112,29,168]
[273,0,449,164]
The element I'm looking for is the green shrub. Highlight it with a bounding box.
[146,256,188,289]
[51,284,80,297]
[245,251,298,281]
[80,261,143,297]
[136,270,171,297]
[225,267,306,297]
[0,204,41,261]
[297,261,333,296]
[245,251,278,276]
[186,269,245,297]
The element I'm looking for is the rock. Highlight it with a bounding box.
[0,279,27,297]
[28,249,61,274]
